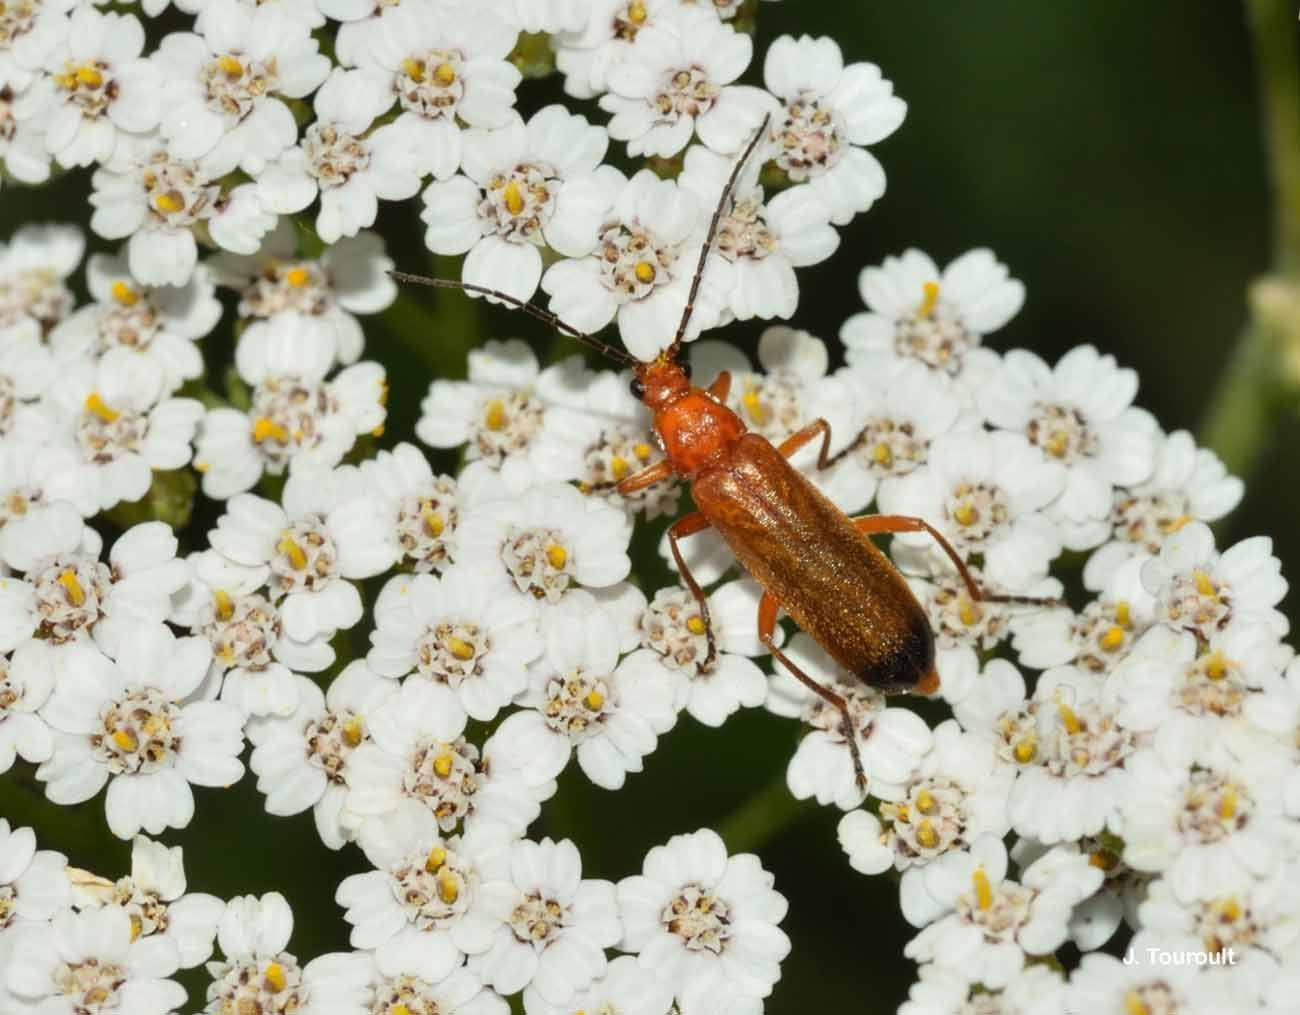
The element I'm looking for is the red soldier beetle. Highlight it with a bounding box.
[393,116,1058,788]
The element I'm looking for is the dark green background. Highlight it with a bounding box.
[1,2,1290,1011]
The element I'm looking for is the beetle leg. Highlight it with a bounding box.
[666,511,719,670]
[851,514,1063,610]
[615,459,675,497]
[776,418,834,469]
[757,591,868,794]
[707,370,732,401]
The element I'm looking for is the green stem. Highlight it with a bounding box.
[1200,1,1300,471]
[1198,321,1284,477]
[715,774,814,854]
[1246,0,1300,276]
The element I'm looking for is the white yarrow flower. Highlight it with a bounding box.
[617,827,790,1014]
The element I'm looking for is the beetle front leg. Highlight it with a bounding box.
[776,418,834,469]
[757,591,868,794]
[613,458,674,496]
[666,511,719,671]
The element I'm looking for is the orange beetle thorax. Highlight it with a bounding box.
[655,391,747,477]
[635,359,746,478]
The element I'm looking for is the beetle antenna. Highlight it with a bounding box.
[667,112,773,362]
[388,271,636,367]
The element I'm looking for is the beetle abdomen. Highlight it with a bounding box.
[692,433,936,693]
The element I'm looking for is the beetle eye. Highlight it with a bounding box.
[630,377,646,400]
[681,361,693,380]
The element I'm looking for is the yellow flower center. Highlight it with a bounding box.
[264,962,286,993]
[110,280,139,306]
[446,636,475,660]
[84,392,120,423]
[503,180,525,216]
[918,280,940,318]
[252,416,290,444]
[546,543,567,569]
[634,260,656,284]
[57,568,86,606]
[277,536,308,570]
[971,867,992,910]
[213,588,235,621]
[433,61,456,86]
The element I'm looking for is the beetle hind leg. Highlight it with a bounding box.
[757,591,868,794]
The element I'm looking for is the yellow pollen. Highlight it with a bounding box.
[1203,651,1228,680]
[634,260,656,284]
[112,727,138,752]
[584,689,605,711]
[1115,599,1131,628]
[75,63,103,87]
[1013,735,1037,764]
[216,644,235,665]
[1098,625,1126,652]
[892,804,911,823]
[252,416,290,444]
[957,596,979,627]
[628,0,647,22]
[342,716,364,747]
[277,536,308,570]
[1057,702,1083,735]
[919,280,940,318]
[952,502,976,527]
[1219,789,1237,821]
[686,615,707,636]
[915,819,939,850]
[971,867,992,910]
[503,180,525,216]
[610,455,629,481]
[110,280,139,306]
[1193,569,1217,598]
[152,191,184,215]
[84,988,109,1006]
[425,846,447,872]
[1215,897,1242,922]
[433,61,456,86]
[915,788,936,814]
[741,388,766,424]
[392,1005,413,1015]
[1089,848,1118,871]
[213,588,235,621]
[284,266,311,287]
[484,399,507,431]
[141,713,167,737]
[437,870,459,904]
[129,913,142,942]
[402,57,425,81]
[1044,429,1070,458]
[871,442,893,466]
[57,568,86,606]
[1124,991,1149,1015]
[1162,513,1194,534]
[433,751,455,778]
[422,508,444,536]
[633,442,652,461]
[446,636,475,660]
[264,962,287,993]
[217,55,243,78]
[84,392,120,423]
[546,543,568,570]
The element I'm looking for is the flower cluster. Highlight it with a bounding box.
[2,0,1297,1011]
